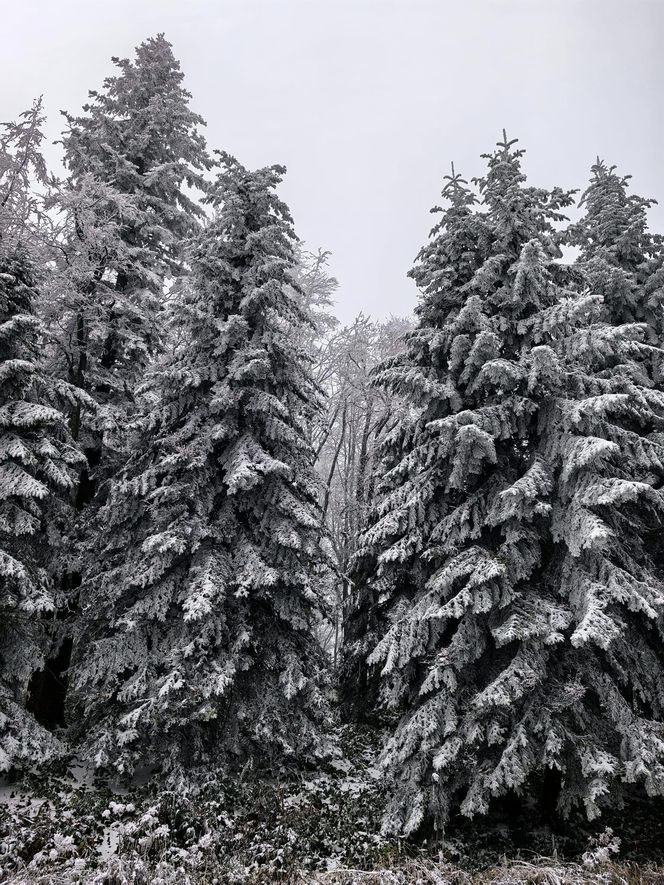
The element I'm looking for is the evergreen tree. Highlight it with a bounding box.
[567,160,664,338]
[353,135,664,834]
[34,36,211,727]
[566,157,664,646]
[43,178,145,468]
[61,32,209,276]
[49,33,210,464]
[0,247,86,768]
[0,104,87,768]
[69,156,332,774]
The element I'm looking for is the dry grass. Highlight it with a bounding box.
[304,857,664,884]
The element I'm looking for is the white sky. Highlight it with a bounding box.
[2,0,662,324]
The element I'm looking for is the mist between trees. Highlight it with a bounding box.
[2,32,664,862]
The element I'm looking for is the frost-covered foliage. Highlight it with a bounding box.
[22,36,214,751]
[567,159,664,340]
[4,28,664,872]
[46,33,210,459]
[565,159,664,583]
[0,98,48,250]
[352,135,664,834]
[60,32,209,273]
[293,246,340,348]
[0,107,87,771]
[1,735,661,885]
[328,315,414,706]
[41,178,142,452]
[0,727,387,884]
[68,155,333,774]
[0,247,86,771]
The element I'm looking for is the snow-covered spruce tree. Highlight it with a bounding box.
[35,36,211,727]
[0,246,86,769]
[0,105,87,768]
[564,160,664,578]
[566,159,664,373]
[68,155,332,774]
[61,32,209,273]
[52,32,210,463]
[354,135,664,834]
[42,178,148,473]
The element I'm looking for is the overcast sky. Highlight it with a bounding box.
[2,0,662,324]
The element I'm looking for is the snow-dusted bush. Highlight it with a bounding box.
[0,728,391,884]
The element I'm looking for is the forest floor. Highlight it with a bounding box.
[2,726,664,884]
